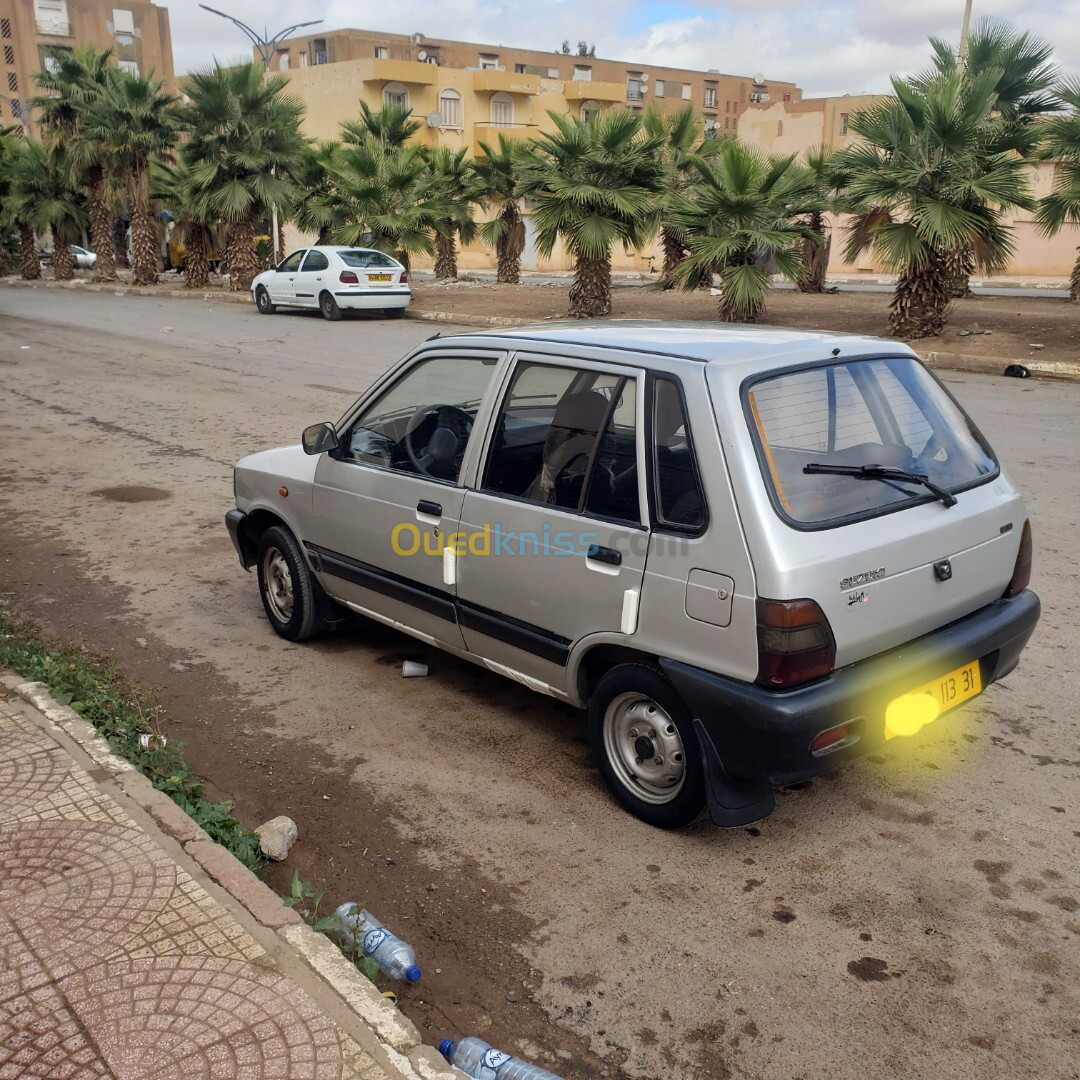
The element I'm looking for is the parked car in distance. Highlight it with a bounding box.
[225,324,1040,829]
[38,244,97,269]
[251,246,412,321]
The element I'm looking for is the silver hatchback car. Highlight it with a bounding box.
[226,324,1040,828]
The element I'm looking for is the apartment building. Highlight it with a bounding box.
[268,27,801,139]
[0,0,174,134]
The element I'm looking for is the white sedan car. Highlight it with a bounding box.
[251,246,412,321]
[69,244,98,269]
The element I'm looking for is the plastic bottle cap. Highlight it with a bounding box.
[438,1038,455,1059]
[405,965,422,983]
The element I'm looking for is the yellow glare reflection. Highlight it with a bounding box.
[884,692,941,740]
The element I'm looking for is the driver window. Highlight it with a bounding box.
[342,355,498,482]
[278,250,306,272]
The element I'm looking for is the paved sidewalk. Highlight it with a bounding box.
[0,683,450,1080]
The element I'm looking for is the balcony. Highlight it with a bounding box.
[357,58,436,86]
[563,80,624,103]
[471,70,540,95]
[471,122,538,156]
[36,18,71,36]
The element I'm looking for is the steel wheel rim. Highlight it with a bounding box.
[261,547,294,623]
[602,692,686,804]
[322,295,333,315]
[257,288,268,310]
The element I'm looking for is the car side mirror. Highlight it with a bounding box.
[302,422,339,456]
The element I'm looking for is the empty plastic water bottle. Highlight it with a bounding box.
[439,1037,564,1080]
[335,903,421,983]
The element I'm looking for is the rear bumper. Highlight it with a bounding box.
[334,290,411,309]
[661,590,1040,819]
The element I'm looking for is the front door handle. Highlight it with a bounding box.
[586,544,621,567]
[417,499,442,518]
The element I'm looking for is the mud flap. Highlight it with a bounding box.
[693,719,776,828]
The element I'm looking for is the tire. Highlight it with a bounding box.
[255,525,323,641]
[384,306,407,319]
[255,286,276,314]
[320,292,342,321]
[587,663,706,829]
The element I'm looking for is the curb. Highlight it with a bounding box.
[6,676,459,1080]
[921,349,1080,382]
[1,276,251,304]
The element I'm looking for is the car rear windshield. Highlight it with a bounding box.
[745,356,997,528]
[338,250,399,269]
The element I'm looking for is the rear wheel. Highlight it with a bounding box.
[384,306,407,319]
[588,663,706,828]
[255,286,276,314]
[256,526,323,641]
[320,292,342,321]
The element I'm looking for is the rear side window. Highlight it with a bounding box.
[301,250,329,271]
[651,378,706,532]
[339,250,399,268]
[745,357,997,527]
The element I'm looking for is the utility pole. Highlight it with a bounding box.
[958,0,974,65]
[198,4,322,261]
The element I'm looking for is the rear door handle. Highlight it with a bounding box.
[417,499,442,518]
[586,544,621,567]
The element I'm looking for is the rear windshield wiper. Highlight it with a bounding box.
[803,463,958,508]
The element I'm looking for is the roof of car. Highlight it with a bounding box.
[466,321,914,367]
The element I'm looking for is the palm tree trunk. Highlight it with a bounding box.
[0,242,8,277]
[434,227,457,280]
[185,225,211,289]
[1070,247,1080,304]
[130,202,158,286]
[52,232,74,281]
[89,172,117,283]
[889,255,951,338]
[568,252,612,317]
[19,223,40,280]
[113,218,130,269]
[659,225,684,289]
[317,224,332,245]
[228,215,259,292]
[942,244,974,299]
[796,213,830,293]
[717,254,767,323]
[496,201,523,284]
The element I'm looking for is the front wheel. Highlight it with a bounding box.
[320,292,342,321]
[587,663,706,828]
[255,526,323,641]
[255,286,276,314]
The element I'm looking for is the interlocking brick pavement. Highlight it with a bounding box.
[0,693,407,1080]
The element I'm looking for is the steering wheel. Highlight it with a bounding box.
[403,404,473,477]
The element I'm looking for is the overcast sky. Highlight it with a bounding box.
[164,0,1080,97]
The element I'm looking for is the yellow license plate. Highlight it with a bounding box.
[884,660,982,740]
[368,273,392,281]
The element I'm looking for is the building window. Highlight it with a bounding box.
[490,91,513,126]
[8,97,21,118]
[681,83,691,100]
[278,51,289,70]
[112,8,134,33]
[653,79,665,97]
[299,52,308,68]
[438,88,462,129]
[840,112,849,135]
[581,99,601,122]
[479,53,499,70]
[783,92,791,102]
[383,81,409,109]
[6,71,16,92]
[704,87,717,109]
[374,46,389,59]
[313,39,327,65]
[573,64,591,81]
[118,59,138,74]
[0,18,11,38]
[4,43,14,64]
[626,76,643,101]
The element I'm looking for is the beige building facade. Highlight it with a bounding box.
[0,0,174,134]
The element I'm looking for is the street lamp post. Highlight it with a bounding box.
[197,4,322,261]
[958,0,974,65]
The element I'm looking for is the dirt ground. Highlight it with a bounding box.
[0,289,1077,1080]
[411,281,1079,367]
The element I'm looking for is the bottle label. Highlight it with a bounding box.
[363,928,388,956]
[479,1049,511,1078]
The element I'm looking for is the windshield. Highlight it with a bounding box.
[338,250,400,269]
[745,356,997,528]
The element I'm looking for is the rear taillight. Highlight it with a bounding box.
[756,597,836,688]
[1002,519,1032,598]
[399,270,410,284]
[339,270,359,284]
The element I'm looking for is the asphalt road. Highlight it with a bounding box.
[1,289,1077,1080]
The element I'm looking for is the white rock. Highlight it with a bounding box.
[255,815,298,860]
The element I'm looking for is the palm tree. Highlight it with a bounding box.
[30,46,119,281]
[0,125,19,276]
[341,101,422,148]
[80,66,176,285]
[671,142,812,322]
[176,62,306,292]
[643,104,724,288]
[426,145,479,280]
[150,158,216,289]
[517,109,664,317]
[0,137,86,280]
[841,71,1034,338]
[472,134,528,283]
[1035,77,1080,301]
[920,19,1057,296]
[793,147,850,293]
[292,141,340,245]
[324,135,442,268]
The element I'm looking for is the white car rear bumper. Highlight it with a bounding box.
[334,289,411,310]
